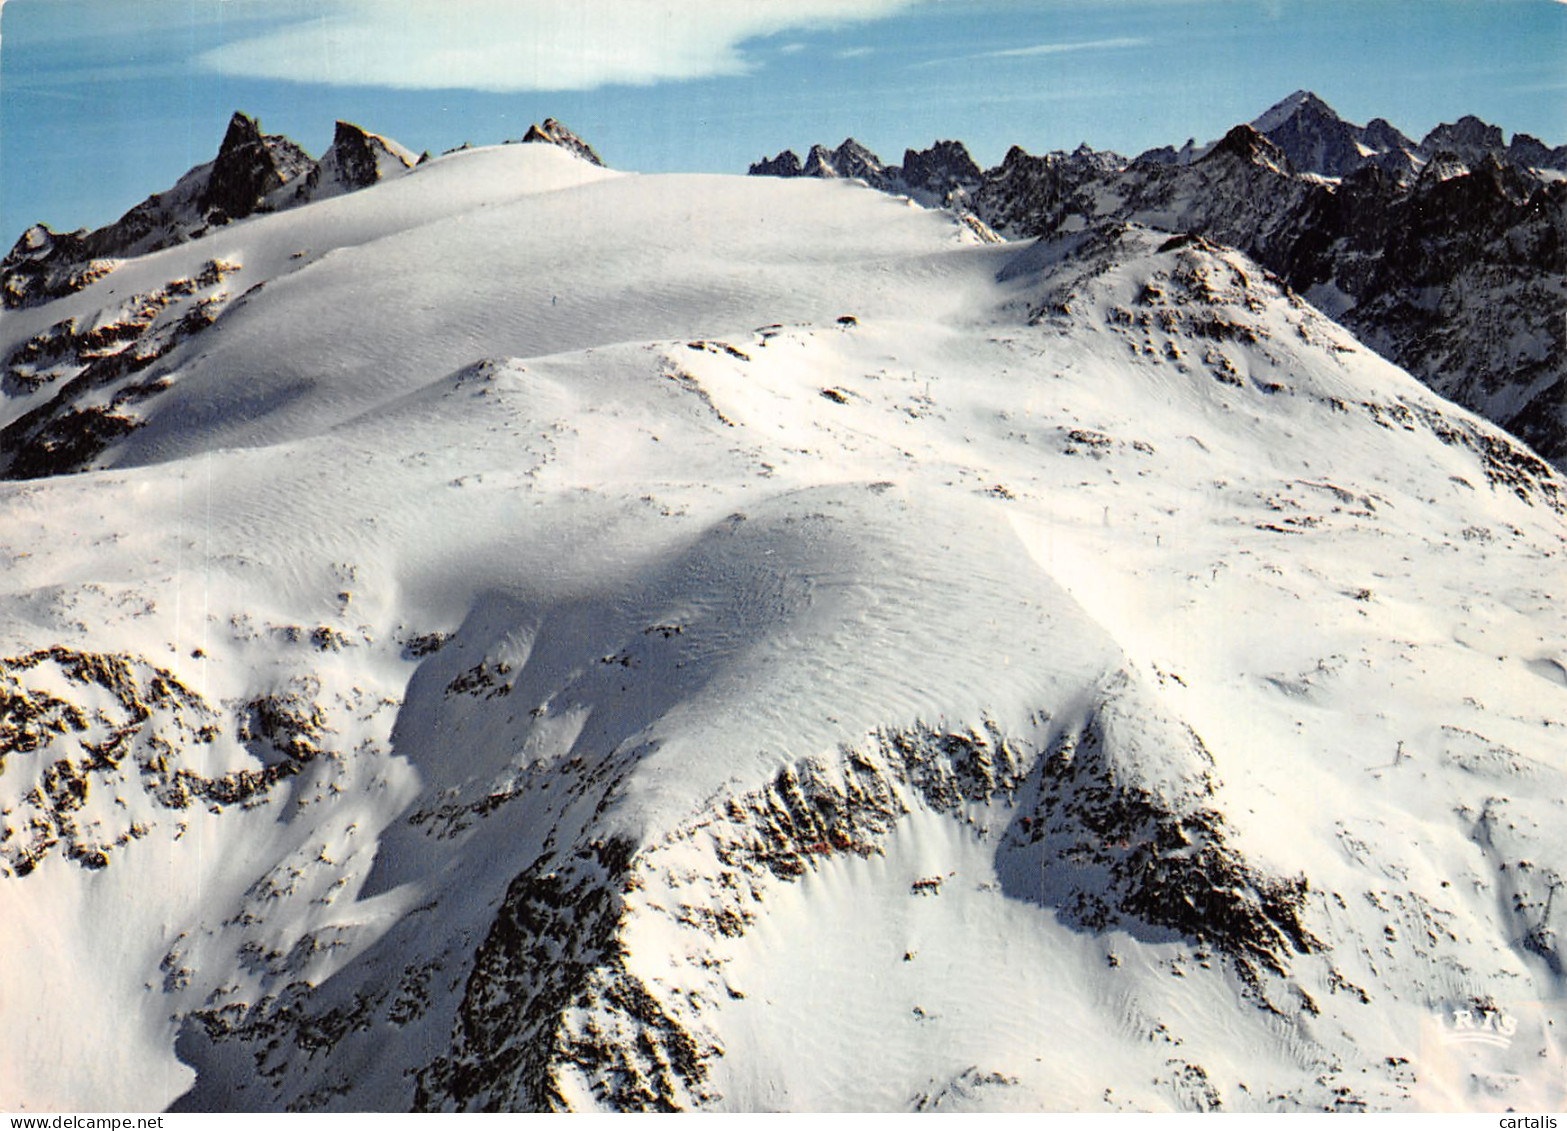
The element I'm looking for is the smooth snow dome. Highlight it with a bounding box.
[2,142,1566,1114]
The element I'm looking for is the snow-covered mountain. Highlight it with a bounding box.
[751,93,1567,469]
[4,115,1567,1114]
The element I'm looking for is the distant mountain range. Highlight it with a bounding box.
[750,91,1567,468]
[1144,89,1567,180]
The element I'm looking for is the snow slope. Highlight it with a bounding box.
[2,142,1565,1113]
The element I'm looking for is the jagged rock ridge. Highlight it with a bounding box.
[1139,90,1567,182]
[1,112,422,310]
[0,113,592,478]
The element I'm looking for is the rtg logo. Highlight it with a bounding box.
[1433,1006,1519,1048]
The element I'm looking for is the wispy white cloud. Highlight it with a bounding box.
[197,0,918,91]
[976,36,1150,60]
[911,34,1152,70]
[837,47,876,59]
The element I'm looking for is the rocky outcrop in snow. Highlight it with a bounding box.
[200,112,315,224]
[0,646,330,877]
[519,119,604,167]
[295,120,418,202]
[1,257,243,478]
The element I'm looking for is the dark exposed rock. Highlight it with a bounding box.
[1420,115,1506,165]
[520,119,604,167]
[1,260,240,479]
[395,650,1326,1111]
[0,225,116,309]
[1256,94,1368,178]
[328,120,401,190]
[295,120,417,201]
[693,675,1320,1008]
[748,150,802,177]
[1508,132,1567,172]
[1,648,329,876]
[1016,676,1319,994]
[413,837,713,1112]
[199,112,313,224]
[1134,144,1182,166]
[1250,91,1421,181]
[1202,124,1292,172]
[899,139,982,195]
[803,138,893,187]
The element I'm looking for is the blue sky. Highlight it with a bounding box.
[3,0,1563,242]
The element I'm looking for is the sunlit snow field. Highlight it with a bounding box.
[2,143,1564,1113]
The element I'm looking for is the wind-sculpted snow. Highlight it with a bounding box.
[3,140,1566,1113]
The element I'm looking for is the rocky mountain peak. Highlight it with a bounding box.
[1251,92,1420,180]
[1201,124,1291,172]
[1065,143,1127,174]
[1362,117,1414,151]
[217,111,264,153]
[801,143,837,177]
[292,120,419,202]
[331,120,416,189]
[0,224,96,308]
[2,110,420,310]
[899,140,981,192]
[749,150,803,177]
[1252,89,1340,133]
[198,112,313,224]
[8,223,74,262]
[1506,132,1567,172]
[1420,115,1507,161]
[802,139,888,184]
[1415,150,1473,186]
[519,119,604,167]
